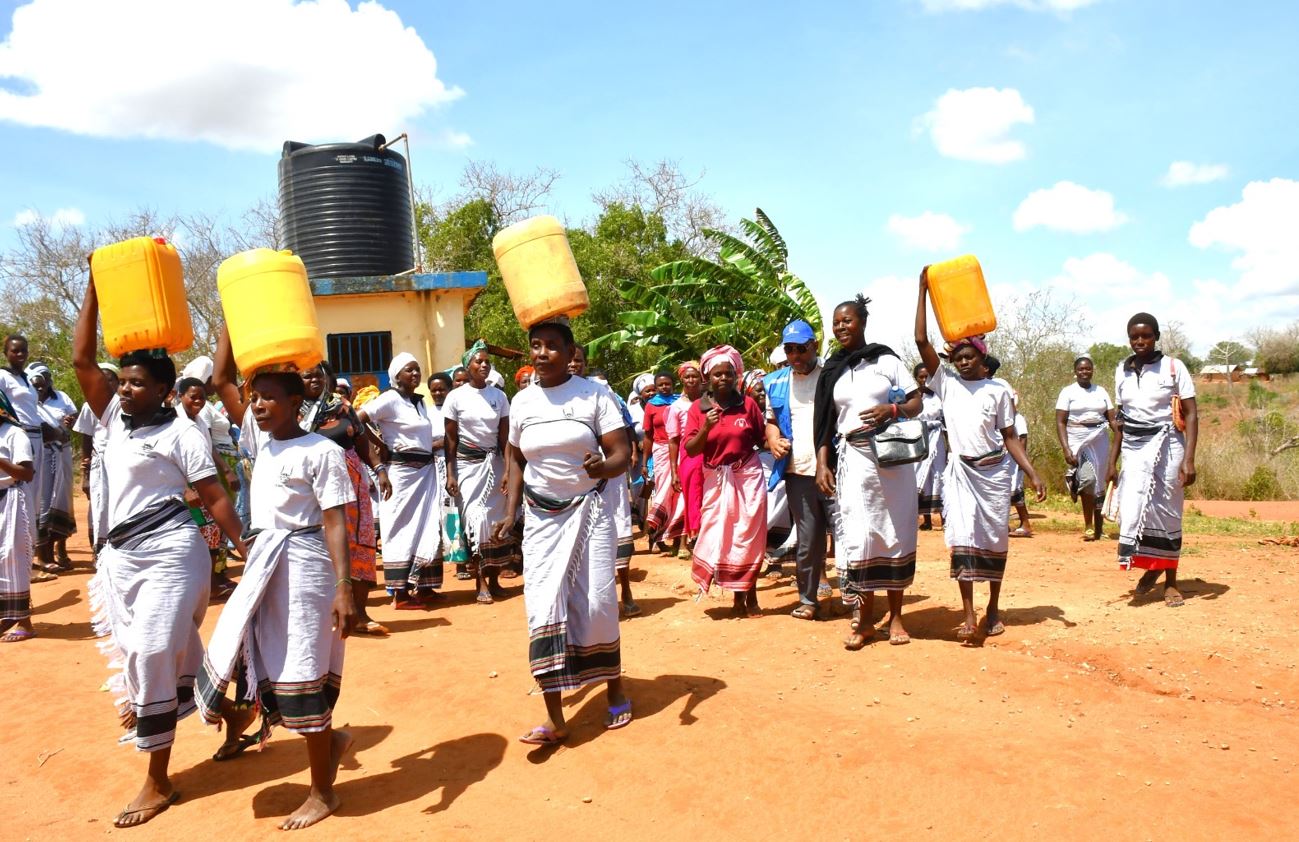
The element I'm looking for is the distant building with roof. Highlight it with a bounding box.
[310,271,487,391]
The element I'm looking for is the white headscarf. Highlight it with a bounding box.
[485,369,505,389]
[387,352,418,384]
[181,355,214,383]
[768,346,787,367]
[630,373,654,402]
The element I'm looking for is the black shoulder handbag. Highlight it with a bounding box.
[869,417,929,467]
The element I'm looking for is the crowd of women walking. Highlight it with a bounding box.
[0,266,1199,830]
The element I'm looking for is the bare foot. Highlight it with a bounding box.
[844,631,870,651]
[114,787,178,828]
[279,731,350,831]
[279,790,340,831]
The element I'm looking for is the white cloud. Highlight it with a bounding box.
[918,0,1100,13]
[440,129,474,150]
[11,206,84,228]
[1012,181,1128,233]
[0,0,463,152]
[1038,253,1297,354]
[1161,161,1229,187]
[920,87,1034,164]
[886,212,970,252]
[1189,178,1299,297]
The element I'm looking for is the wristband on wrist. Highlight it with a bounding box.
[891,403,899,419]
[335,577,352,588]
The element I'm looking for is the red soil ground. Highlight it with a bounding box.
[3,499,1297,840]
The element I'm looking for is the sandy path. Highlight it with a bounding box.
[3,500,1296,840]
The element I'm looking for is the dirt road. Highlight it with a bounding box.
[3,500,1296,840]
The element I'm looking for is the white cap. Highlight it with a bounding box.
[768,346,787,366]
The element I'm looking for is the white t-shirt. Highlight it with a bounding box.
[202,403,236,454]
[917,390,943,427]
[99,397,216,531]
[831,355,916,436]
[74,403,109,455]
[928,365,1015,458]
[37,390,77,428]
[1114,355,1196,427]
[249,433,354,531]
[788,362,820,477]
[0,423,35,490]
[364,389,442,454]
[0,369,41,429]
[509,375,625,500]
[1013,412,1028,438]
[1055,382,1113,426]
[442,383,509,450]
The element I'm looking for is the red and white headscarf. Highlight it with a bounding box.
[701,345,743,378]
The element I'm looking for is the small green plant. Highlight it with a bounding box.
[1243,466,1284,501]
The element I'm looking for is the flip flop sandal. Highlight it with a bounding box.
[1009,528,1032,538]
[393,599,424,611]
[889,631,911,645]
[114,791,179,828]
[605,700,633,730]
[212,734,259,762]
[956,624,977,641]
[790,604,819,621]
[519,726,567,745]
[354,621,390,636]
[1,628,36,643]
[1164,589,1184,608]
[621,601,642,618]
[985,620,1006,636]
[30,569,57,583]
[476,592,495,605]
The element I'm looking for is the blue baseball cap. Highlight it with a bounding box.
[781,320,816,345]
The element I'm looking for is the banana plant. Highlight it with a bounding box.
[587,208,822,372]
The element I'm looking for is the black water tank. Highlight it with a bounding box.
[278,134,414,277]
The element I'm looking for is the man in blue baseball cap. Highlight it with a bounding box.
[763,319,835,619]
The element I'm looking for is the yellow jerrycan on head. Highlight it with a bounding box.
[492,215,589,329]
[926,255,997,342]
[217,248,325,375]
[91,236,194,357]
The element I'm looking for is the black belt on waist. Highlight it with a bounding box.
[456,441,495,463]
[960,448,1006,467]
[523,480,606,513]
[242,524,323,543]
[1070,421,1106,428]
[390,450,435,466]
[106,498,190,547]
[1119,418,1167,437]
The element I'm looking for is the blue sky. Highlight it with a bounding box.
[3,0,1297,356]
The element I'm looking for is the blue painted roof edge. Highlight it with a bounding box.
[310,271,488,297]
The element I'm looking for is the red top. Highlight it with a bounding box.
[683,395,765,468]
[642,401,671,445]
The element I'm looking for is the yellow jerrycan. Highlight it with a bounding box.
[492,215,589,329]
[217,248,325,375]
[91,236,194,356]
[927,255,997,342]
